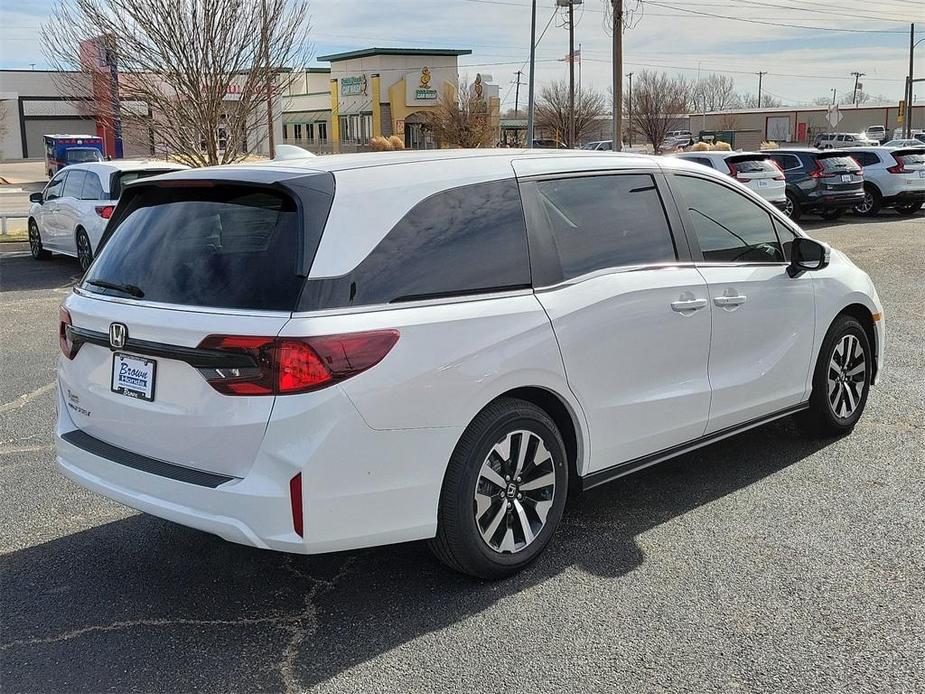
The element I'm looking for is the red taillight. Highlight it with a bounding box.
[290,473,303,537]
[726,160,738,178]
[59,307,76,359]
[197,330,400,396]
[809,160,826,178]
[95,205,115,219]
[770,159,786,181]
[887,154,906,174]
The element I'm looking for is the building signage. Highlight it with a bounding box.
[341,75,367,97]
[414,67,438,101]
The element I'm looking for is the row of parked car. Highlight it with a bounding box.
[675,145,925,221]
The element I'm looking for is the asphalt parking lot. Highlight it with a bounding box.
[1,214,923,693]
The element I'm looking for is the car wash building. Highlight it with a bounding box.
[282,47,500,152]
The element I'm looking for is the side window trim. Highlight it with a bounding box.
[45,171,68,200]
[519,170,689,288]
[664,171,789,266]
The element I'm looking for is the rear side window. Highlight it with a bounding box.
[523,173,677,285]
[81,172,103,200]
[850,152,879,167]
[673,175,784,263]
[83,184,306,311]
[299,178,530,309]
[62,170,86,199]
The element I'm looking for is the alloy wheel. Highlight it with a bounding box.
[855,192,873,215]
[782,196,794,218]
[827,334,866,420]
[77,232,92,272]
[474,429,556,554]
[29,222,42,258]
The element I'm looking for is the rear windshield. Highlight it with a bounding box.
[895,151,925,166]
[818,154,860,172]
[83,184,305,311]
[729,156,777,173]
[111,169,181,199]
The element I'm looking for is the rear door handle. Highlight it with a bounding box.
[713,295,747,307]
[671,298,707,312]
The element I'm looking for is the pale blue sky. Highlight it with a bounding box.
[1,0,921,107]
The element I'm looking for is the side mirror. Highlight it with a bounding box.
[788,237,830,277]
[29,192,44,204]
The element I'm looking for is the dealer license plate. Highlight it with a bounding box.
[111,353,156,402]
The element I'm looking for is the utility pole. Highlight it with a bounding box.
[832,88,837,105]
[526,0,537,147]
[612,0,623,150]
[514,70,524,116]
[850,71,865,106]
[756,71,767,109]
[906,23,915,138]
[568,0,576,147]
[625,71,633,146]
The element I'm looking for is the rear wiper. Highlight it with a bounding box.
[85,279,145,298]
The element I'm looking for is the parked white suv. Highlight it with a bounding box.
[28,160,188,271]
[815,133,878,149]
[844,147,925,216]
[672,151,786,209]
[55,150,884,578]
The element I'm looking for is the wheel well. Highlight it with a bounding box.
[838,303,877,380]
[500,387,580,492]
[862,181,881,197]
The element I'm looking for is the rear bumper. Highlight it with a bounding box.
[810,192,865,209]
[884,190,925,204]
[55,382,462,554]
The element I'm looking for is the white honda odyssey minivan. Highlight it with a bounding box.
[55,150,884,578]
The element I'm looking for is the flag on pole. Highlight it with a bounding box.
[560,49,581,64]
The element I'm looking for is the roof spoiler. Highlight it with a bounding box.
[274,144,316,160]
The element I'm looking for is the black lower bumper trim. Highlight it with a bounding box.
[61,429,236,488]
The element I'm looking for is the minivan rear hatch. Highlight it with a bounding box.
[59,171,334,479]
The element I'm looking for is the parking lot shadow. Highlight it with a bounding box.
[0,252,81,293]
[0,417,833,692]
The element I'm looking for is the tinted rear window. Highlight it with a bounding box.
[818,155,860,172]
[729,157,777,173]
[896,151,925,166]
[83,184,305,311]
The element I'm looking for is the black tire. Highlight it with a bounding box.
[28,219,51,260]
[783,191,802,222]
[853,185,881,217]
[895,201,922,216]
[428,397,569,579]
[819,208,842,221]
[798,314,872,438]
[76,228,93,272]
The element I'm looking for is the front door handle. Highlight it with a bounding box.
[671,298,707,312]
[713,295,747,307]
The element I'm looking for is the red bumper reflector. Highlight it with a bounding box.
[290,473,304,537]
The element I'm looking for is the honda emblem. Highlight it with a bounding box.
[109,322,127,350]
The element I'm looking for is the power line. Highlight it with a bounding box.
[645,1,909,33]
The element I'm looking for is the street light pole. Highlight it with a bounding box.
[568,0,576,147]
[625,71,633,146]
[526,0,537,147]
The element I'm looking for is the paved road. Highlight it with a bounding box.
[1,215,923,693]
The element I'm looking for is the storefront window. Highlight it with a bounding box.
[317,122,327,143]
[293,124,303,140]
[338,114,373,144]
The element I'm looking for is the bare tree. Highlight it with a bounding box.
[535,80,606,147]
[690,74,740,113]
[629,71,690,152]
[425,81,495,148]
[740,92,783,109]
[42,0,311,167]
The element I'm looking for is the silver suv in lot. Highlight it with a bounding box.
[55,150,884,578]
